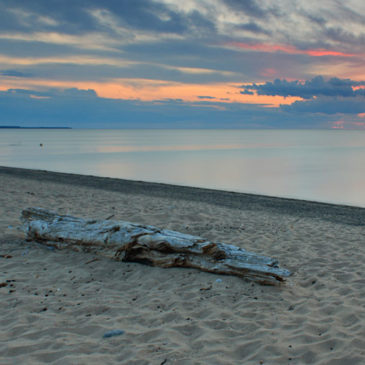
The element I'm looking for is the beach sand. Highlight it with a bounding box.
[1,166,364,364]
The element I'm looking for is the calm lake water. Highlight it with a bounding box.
[1,129,365,207]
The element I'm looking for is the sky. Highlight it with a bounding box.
[0,0,365,129]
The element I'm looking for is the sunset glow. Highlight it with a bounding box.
[0,78,302,106]
[0,0,364,128]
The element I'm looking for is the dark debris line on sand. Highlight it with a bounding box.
[1,166,364,226]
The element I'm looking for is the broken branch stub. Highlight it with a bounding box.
[21,207,291,285]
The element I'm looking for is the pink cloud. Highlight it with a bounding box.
[260,68,277,77]
[228,42,356,58]
[331,120,365,129]
[352,122,365,127]
[305,49,355,57]
[331,120,345,129]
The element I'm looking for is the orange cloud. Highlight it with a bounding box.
[0,78,301,107]
[228,42,356,58]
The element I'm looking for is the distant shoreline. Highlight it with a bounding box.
[0,126,72,129]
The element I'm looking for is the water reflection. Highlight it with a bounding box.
[1,129,365,207]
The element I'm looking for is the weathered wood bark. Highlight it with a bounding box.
[21,207,291,285]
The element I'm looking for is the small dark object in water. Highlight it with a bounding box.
[40,143,43,147]
[103,329,124,338]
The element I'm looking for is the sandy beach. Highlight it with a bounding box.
[1,166,364,364]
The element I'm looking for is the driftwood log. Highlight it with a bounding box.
[21,207,291,285]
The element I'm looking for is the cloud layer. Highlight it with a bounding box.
[241,77,365,99]
[1,0,364,83]
[241,76,365,116]
[0,0,365,128]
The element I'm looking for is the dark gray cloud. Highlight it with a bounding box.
[324,26,365,48]
[240,76,365,115]
[240,89,254,95]
[4,88,97,98]
[1,0,361,52]
[0,0,214,35]
[222,0,266,18]
[234,21,269,34]
[241,76,365,99]
[1,0,364,54]
[0,0,96,33]
[0,69,31,77]
[295,3,365,50]
[0,0,364,87]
